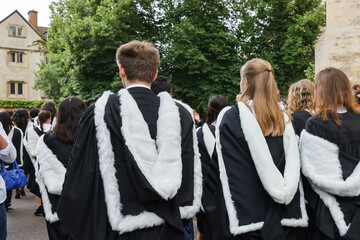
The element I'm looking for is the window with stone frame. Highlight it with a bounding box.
[9,82,24,95]
[9,26,23,37]
[9,52,23,63]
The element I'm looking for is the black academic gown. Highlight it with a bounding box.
[202,103,308,240]
[57,87,200,240]
[291,110,312,137]
[300,112,360,240]
[36,133,72,240]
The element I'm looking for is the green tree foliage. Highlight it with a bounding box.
[159,0,241,112]
[236,0,325,95]
[35,0,325,108]
[36,0,158,104]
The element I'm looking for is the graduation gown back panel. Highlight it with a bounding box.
[204,104,306,238]
[301,112,360,239]
[57,88,197,240]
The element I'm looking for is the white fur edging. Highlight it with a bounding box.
[216,105,307,235]
[300,130,360,197]
[35,135,63,223]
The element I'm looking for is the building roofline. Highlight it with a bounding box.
[0,9,45,39]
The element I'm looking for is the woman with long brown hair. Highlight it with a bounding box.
[35,96,86,240]
[287,79,315,136]
[300,67,360,239]
[203,59,308,239]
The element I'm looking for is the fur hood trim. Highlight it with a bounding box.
[35,135,65,223]
[120,89,182,200]
[238,102,300,204]
[202,123,215,157]
[300,130,360,197]
[95,91,164,234]
[216,105,307,235]
[173,99,203,219]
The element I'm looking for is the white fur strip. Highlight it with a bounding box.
[238,102,300,204]
[300,130,360,197]
[202,123,215,157]
[95,91,164,234]
[120,90,182,200]
[311,184,349,236]
[35,135,60,223]
[216,106,307,235]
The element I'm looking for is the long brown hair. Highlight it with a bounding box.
[315,67,360,126]
[240,59,288,136]
[51,96,86,143]
[287,79,315,114]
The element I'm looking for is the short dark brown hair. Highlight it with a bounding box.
[116,40,160,83]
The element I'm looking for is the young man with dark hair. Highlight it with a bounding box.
[58,40,202,240]
[151,75,172,95]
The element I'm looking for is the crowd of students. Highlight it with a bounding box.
[1,40,360,240]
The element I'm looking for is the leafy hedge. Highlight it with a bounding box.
[0,100,45,109]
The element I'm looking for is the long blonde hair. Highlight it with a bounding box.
[315,67,360,126]
[287,79,314,114]
[240,59,288,136]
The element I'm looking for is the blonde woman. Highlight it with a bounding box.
[300,68,360,239]
[287,79,315,136]
[202,59,308,239]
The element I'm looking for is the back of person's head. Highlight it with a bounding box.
[240,58,287,136]
[51,96,86,143]
[151,75,172,95]
[206,95,230,125]
[315,67,360,126]
[38,110,52,133]
[29,108,40,119]
[0,112,13,135]
[41,101,57,123]
[352,84,360,90]
[287,79,314,114]
[116,40,160,83]
[12,109,29,133]
[7,111,13,119]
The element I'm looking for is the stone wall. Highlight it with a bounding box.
[315,0,360,84]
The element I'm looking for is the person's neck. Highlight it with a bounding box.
[125,80,151,88]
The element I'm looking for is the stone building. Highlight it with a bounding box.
[315,0,360,84]
[0,10,47,101]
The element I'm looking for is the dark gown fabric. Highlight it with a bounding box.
[303,112,360,240]
[291,110,312,136]
[41,133,72,240]
[57,87,196,240]
[202,104,306,240]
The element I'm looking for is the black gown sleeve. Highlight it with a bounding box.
[57,105,114,240]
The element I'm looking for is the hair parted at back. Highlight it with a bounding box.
[287,79,314,114]
[51,96,86,143]
[116,40,160,83]
[38,110,52,133]
[315,67,360,126]
[240,59,289,136]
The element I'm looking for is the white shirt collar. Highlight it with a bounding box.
[126,84,151,90]
[337,107,347,114]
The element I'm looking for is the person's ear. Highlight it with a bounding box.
[119,64,126,79]
[152,69,159,82]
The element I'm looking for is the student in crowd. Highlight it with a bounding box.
[196,95,230,240]
[25,110,52,216]
[57,41,202,240]
[204,59,307,239]
[29,108,40,122]
[0,112,23,209]
[0,121,16,240]
[300,67,360,239]
[287,79,315,137]
[36,97,86,240]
